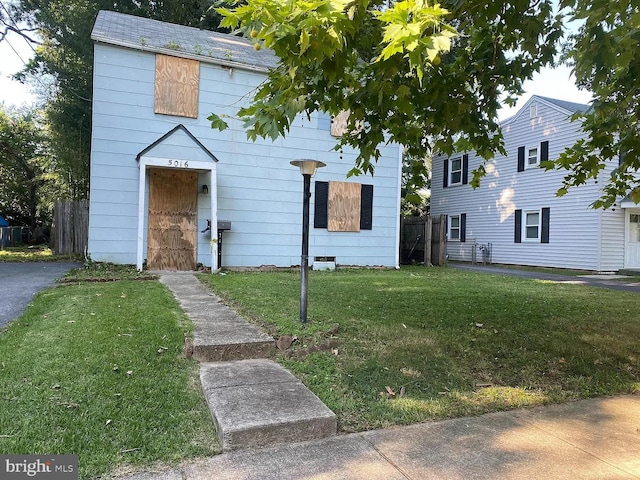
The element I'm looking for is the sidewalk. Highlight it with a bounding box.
[116,394,640,479]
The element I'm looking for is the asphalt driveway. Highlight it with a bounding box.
[0,262,81,327]
[451,263,640,294]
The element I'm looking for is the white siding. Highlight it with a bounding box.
[431,97,625,271]
[89,44,401,268]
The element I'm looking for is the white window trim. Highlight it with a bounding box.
[449,214,461,241]
[526,145,539,169]
[523,209,541,242]
[449,157,463,186]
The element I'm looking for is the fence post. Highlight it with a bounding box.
[438,214,447,266]
[424,216,432,266]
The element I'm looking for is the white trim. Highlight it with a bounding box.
[210,168,219,272]
[448,214,461,241]
[523,209,541,242]
[449,156,463,186]
[136,162,146,271]
[394,145,403,269]
[139,156,215,171]
[136,155,217,272]
[525,145,539,169]
[625,209,640,268]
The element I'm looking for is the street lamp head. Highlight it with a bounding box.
[290,159,326,176]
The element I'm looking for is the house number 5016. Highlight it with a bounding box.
[168,160,188,168]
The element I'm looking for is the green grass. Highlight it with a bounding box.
[0,280,219,479]
[199,266,640,432]
[0,246,80,262]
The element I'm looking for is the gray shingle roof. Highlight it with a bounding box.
[535,95,591,114]
[91,10,278,72]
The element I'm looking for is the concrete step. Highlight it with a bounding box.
[201,359,337,451]
[160,274,275,362]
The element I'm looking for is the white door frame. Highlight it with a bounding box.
[624,208,640,268]
[136,156,218,272]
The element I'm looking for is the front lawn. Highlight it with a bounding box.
[0,279,219,479]
[199,266,640,432]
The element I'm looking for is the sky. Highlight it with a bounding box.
[0,24,592,117]
[0,28,38,107]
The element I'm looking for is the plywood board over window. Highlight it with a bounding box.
[330,110,350,137]
[154,54,199,118]
[328,181,361,232]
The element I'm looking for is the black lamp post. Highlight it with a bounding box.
[290,159,326,323]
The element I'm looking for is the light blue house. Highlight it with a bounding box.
[89,11,402,271]
[431,95,640,271]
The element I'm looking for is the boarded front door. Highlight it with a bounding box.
[147,168,197,270]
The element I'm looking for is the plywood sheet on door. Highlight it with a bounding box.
[328,181,361,232]
[147,168,197,270]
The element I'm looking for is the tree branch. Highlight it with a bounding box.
[0,23,40,45]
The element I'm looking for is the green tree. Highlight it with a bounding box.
[544,0,640,208]
[9,0,232,199]
[212,0,639,208]
[401,150,430,217]
[0,107,57,229]
[211,0,562,177]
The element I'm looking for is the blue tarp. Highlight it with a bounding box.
[0,215,8,227]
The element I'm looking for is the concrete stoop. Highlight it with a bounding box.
[159,273,337,452]
[201,359,337,451]
[159,273,275,362]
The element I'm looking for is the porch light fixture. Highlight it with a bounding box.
[202,184,209,194]
[290,159,326,323]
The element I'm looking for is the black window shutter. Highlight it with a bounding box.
[462,154,469,185]
[514,209,522,243]
[314,181,328,228]
[517,146,525,172]
[541,207,550,243]
[443,159,449,188]
[540,141,549,163]
[460,213,466,243]
[360,184,373,230]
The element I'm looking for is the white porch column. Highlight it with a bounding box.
[136,161,147,271]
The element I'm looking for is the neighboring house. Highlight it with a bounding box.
[431,95,640,272]
[88,11,402,271]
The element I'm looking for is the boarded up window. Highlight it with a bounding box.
[328,181,361,232]
[330,110,350,137]
[154,55,199,118]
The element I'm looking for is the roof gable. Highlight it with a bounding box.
[136,124,219,163]
[501,95,591,127]
[91,10,278,72]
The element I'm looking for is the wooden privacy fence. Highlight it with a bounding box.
[400,215,447,266]
[51,200,89,255]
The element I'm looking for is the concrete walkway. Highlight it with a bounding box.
[114,394,640,479]
[159,273,336,452]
